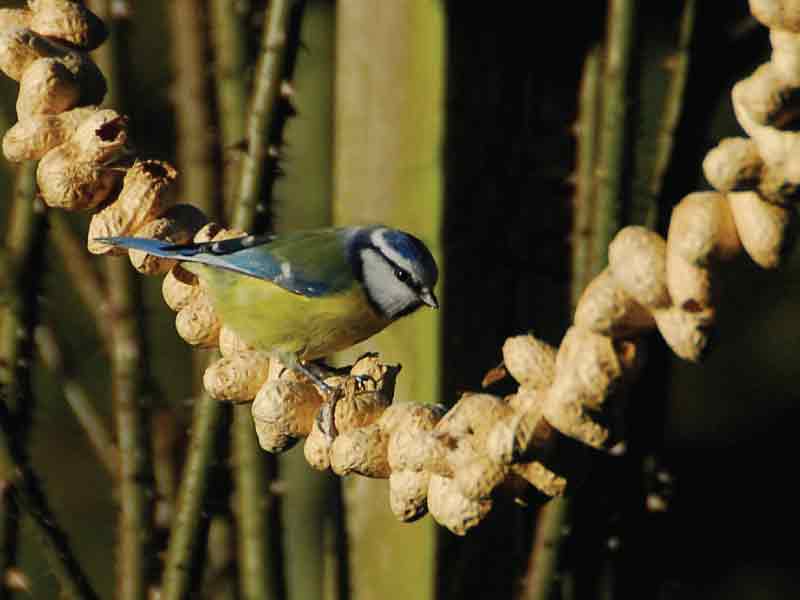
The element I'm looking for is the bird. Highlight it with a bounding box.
[97,225,439,439]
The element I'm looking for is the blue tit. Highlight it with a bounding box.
[98,226,439,438]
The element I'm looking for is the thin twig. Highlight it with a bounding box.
[0,159,41,598]
[48,212,110,343]
[0,398,100,600]
[33,324,119,475]
[0,162,98,599]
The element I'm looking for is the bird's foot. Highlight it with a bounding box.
[316,385,342,444]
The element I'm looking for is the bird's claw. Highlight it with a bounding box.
[316,385,343,444]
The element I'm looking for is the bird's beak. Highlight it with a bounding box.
[420,288,439,309]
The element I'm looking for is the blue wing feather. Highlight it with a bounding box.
[96,229,356,297]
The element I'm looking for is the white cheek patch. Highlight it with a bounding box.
[360,248,418,318]
[370,228,418,279]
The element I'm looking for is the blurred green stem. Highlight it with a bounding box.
[169,0,218,216]
[271,2,338,598]
[161,399,227,600]
[0,163,98,600]
[48,212,110,344]
[231,0,293,231]
[210,0,249,220]
[528,3,638,599]
[228,2,294,600]
[34,324,119,476]
[89,1,156,596]
[0,400,99,600]
[641,0,695,229]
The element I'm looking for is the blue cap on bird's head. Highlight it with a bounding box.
[349,226,439,318]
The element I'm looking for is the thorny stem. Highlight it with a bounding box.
[231,0,294,231]
[160,399,228,600]
[528,3,638,600]
[643,0,696,229]
[169,0,219,217]
[592,0,637,266]
[570,44,602,309]
[227,2,295,600]
[210,0,250,220]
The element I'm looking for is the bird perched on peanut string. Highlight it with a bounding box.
[98,226,439,440]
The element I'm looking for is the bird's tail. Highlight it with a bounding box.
[94,236,202,259]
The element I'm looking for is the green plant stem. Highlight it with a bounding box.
[0,162,39,598]
[271,2,337,598]
[529,3,638,598]
[0,163,97,599]
[227,3,294,600]
[571,44,602,308]
[642,0,695,229]
[33,324,119,476]
[88,2,156,596]
[0,400,100,600]
[593,0,637,265]
[48,212,110,344]
[210,0,249,220]
[169,0,218,216]
[231,0,293,231]
[105,259,155,600]
[160,398,227,600]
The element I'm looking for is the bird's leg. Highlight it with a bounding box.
[293,360,340,442]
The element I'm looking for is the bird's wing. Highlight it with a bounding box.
[96,229,355,297]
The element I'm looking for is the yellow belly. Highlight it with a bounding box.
[196,266,390,360]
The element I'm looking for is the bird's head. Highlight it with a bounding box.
[349,226,439,320]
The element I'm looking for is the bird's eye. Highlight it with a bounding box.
[394,269,410,283]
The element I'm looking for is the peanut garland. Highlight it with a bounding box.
[0,0,796,535]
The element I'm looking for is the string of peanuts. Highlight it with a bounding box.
[0,0,796,535]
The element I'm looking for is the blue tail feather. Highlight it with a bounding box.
[94,236,201,259]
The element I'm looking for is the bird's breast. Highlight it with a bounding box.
[199,268,390,360]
